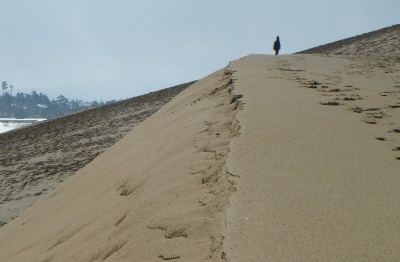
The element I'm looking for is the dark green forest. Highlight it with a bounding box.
[0,81,118,119]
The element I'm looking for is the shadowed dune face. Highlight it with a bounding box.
[0,82,194,226]
[297,24,400,58]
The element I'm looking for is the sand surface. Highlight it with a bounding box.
[0,53,399,261]
[297,24,400,58]
[0,82,193,227]
[225,54,400,261]
[0,69,239,261]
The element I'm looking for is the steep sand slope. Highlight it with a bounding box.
[225,54,400,261]
[0,69,240,261]
[0,82,194,227]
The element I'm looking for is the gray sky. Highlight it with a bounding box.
[1,1,399,101]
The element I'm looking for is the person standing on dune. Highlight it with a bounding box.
[273,36,281,55]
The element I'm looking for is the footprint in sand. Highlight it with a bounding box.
[351,107,381,113]
[364,120,377,125]
[343,97,358,101]
[320,101,341,106]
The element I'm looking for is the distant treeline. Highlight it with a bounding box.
[1,81,119,119]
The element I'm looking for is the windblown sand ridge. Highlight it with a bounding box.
[1,25,400,261]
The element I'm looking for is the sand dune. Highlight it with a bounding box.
[225,54,400,261]
[0,82,193,226]
[0,69,240,261]
[297,24,400,57]
[1,25,400,261]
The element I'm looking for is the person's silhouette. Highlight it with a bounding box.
[273,36,281,55]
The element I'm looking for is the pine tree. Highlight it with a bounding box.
[2,81,8,95]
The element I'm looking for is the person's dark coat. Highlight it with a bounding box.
[273,36,281,55]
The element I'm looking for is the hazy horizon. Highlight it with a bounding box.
[1,1,398,101]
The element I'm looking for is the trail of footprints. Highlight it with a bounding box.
[277,58,400,162]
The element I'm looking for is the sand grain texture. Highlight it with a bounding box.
[0,70,240,261]
[0,82,193,226]
[224,54,400,261]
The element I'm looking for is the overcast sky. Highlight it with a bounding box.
[1,1,398,101]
